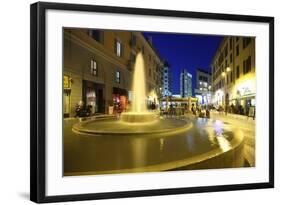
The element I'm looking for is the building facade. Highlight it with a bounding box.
[180,69,192,98]
[211,36,255,115]
[194,68,212,105]
[162,62,172,97]
[63,28,163,117]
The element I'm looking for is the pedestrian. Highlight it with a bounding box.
[207,109,211,118]
[191,103,196,115]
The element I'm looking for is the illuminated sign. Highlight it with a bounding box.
[64,75,70,88]
[236,79,255,96]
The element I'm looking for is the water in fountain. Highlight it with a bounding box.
[120,52,157,123]
[131,52,147,113]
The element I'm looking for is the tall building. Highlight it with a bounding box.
[194,68,212,105]
[162,61,172,97]
[180,69,192,98]
[63,28,164,117]
[211,36,255,115]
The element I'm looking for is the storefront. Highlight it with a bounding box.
[63,75,71,118]
[195,93,212,105]
[230,76,256,115]
[213,89,224,107]
[112,87,128,113]
[147,89,159,110]
[82,80,105,114]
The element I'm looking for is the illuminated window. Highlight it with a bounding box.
[116,71,121,83]
[90,59,98,76]
[115,39,122,57]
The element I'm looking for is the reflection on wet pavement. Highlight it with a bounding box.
[64,117,242,175]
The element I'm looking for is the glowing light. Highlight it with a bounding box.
[217,134,231,152]
[221,72,226,77]
[226,67,231,72]
[131,53,147,113]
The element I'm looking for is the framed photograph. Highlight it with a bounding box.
[30,2,274,203]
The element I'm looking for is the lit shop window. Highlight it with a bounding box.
[116,71,121,83]
[90,59,98,76]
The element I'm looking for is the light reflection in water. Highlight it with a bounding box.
[186,134,195,152]
[216,134,231,152]
[130,138,147,167]
[205,127,216,146]
[214,120,223,134]
[159,138,164,151]
[213,120,232,152]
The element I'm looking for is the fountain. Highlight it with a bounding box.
[73,53,192,135]
[68,53,245,175]
[120,53,157,123]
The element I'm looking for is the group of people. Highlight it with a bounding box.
[160,103,210,119]
[191,103,210,118]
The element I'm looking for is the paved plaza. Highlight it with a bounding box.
[63,111,255,176]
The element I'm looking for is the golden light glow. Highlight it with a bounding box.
[221,72,226,77]
[226,67,231,72]
[131,53,147,113]
[148,89,159,103]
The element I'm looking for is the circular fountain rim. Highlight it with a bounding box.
[120,111,157,123]
[72,117,193,136]
[65,128,245,176]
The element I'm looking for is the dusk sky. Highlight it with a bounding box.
[143,32,223,95]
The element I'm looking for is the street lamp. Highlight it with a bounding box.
[221,67,231,115]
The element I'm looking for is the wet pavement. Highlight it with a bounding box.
[63,115,249,176]
[210,111,256,166]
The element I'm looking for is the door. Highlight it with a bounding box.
[64,90,70,118]
[97,89,104,113]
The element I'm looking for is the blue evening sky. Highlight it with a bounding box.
[143,32,222,95]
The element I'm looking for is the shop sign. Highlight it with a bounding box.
[237,87,252,96]
[64,75,70,88]
[236,79,254,96]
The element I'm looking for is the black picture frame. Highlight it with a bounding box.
[30,1,274,203]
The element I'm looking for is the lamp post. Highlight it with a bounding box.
[207,85,211,105]
[159,87,162,110]
[221,67,231,115]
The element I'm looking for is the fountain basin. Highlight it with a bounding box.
[72,116,192,136]
[120,112,157,123]
[65,118,245,176]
